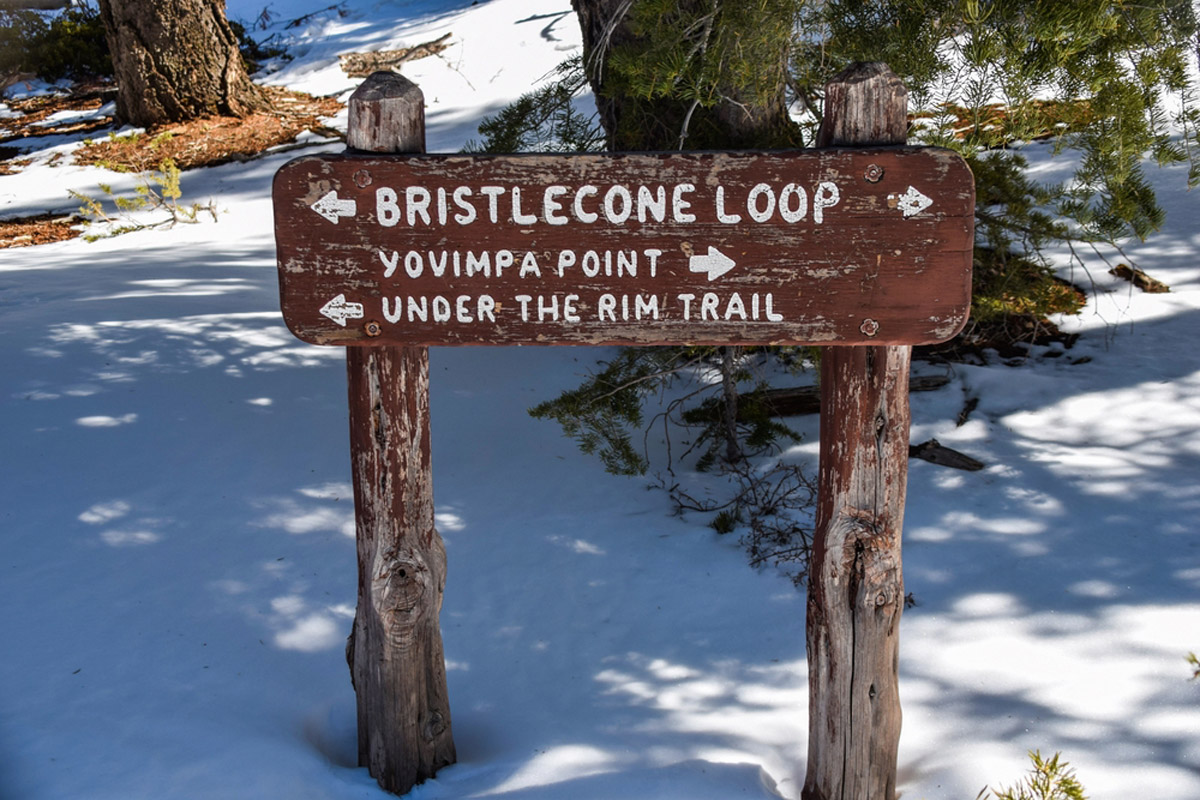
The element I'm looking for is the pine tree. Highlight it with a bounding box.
[485,0,1198,483]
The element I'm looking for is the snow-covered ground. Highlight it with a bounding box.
[2,1,1198,798]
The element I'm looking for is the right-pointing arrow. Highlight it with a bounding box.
[890,186,933,218]
[688,246,736,281]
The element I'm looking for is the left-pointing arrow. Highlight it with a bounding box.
[311,190,357,224]
[319,294,365,327]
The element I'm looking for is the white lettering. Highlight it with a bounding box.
[603,185,632,224]
[617,250,636,278]
[380,249,399,278]
[465,251,490,278]
[563,294,580,323]
[779,184,807,223]
[515,294,533,321]
[582,250,601,278]
[404,251,423,279]
[406,187,431,226]
[724,292,747,320]
[747,183,775,223]
[382,297,402,323]
[645,248,662,278]
[495,249,514,277]
[636,185,666,223]
[480,186,504,223]
[544,186,569,225]
[376,187,400,227]
[477,294,496,322]
[673,184,696,223]
[574,185,599,223]
[635,294,659,320]
[432,296,452,323]
[765,292,783,321]
[677,293,695,319]
[813,181,840,224]
[536,294,559,321]
[556,250,576,277]
[715,186,741,224]
[452,186,476,224]
[598,294,617,321]
[511,187,537,225]
[428,250,448,278]
[435,187,449,225]
[519,251,541,278]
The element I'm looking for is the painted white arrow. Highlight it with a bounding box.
[688,246,736,281]
[890,185,933,218]
[319,294,364,327]
[311,190,357,224]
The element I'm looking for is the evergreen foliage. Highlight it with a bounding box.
[598,0,804,149]
[977,750,1088,800]
[803,0,1200,292]
[483,1,1197,569]
[0,4,110,82]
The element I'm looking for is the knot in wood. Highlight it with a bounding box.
[423,709,447,742]
[374,552,431,632]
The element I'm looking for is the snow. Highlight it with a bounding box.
[2,1,1199,798]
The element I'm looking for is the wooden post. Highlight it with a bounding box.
[803,63,911,800]
[344,72,456,795]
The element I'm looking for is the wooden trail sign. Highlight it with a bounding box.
[274,65,974,799]
[274,148,974,348]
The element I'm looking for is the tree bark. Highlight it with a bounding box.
[96,0,267,127]
[344,72,455,795]
[803,62,910,800]
[570,0,799,150]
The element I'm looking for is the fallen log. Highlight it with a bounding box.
[1110,263,1169,294]
[747,373,950,418]
[908,438,985,471]
[339,33,453,77]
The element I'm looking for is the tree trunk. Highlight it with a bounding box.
[570,0,799,150]
[96,0,267,127]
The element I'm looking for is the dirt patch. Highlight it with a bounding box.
[0,213,82,249]
[72,86,343,172]
[0,82,117,144]
[2,83,343,247]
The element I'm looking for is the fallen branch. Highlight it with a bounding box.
[339,33,453,77]
[1110,263,1169,294]
[908,439,985,471]
[746,373,951,418]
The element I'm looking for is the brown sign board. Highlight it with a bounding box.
[273,148,974,347]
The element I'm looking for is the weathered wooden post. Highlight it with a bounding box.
[343,71,455,795]
[803,62,911,800]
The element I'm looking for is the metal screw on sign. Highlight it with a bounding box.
[864,163,885,183]
[860,318,880,337]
